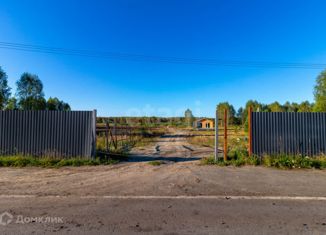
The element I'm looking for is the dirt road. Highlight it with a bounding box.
[129,130,213,162]
[0,131,326,234]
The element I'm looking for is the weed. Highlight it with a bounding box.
[262,154,326,169]
[148,160,165,166]
[201,152,326,169]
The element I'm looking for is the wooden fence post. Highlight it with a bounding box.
[224,109,228,161]
[248,106,253,156]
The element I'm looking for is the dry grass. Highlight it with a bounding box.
[187,126,248,150]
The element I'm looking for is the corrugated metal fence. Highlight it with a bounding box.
[251,112,326,156]
[0,110,96,158]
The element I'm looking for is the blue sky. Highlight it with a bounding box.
[0,0,326,117]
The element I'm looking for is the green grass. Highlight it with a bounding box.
[148,160,165,166]
[201,155,259,167]
[201,148,326,169]
[262,154,326,169]
[0,156,119,168]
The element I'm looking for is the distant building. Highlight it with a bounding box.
[193,118,215,129]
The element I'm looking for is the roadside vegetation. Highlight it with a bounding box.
[97,116,190,128]
[148,160,165,166]
[0,156,118,168]
[201,148,326,169]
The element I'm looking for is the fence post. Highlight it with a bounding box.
[248,106,253,156]
[224,109,228,161]
[113,118,118,149]
[215,109,218,161]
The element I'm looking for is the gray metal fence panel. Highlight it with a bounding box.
[251,112,326,156]
[0,110,96,158]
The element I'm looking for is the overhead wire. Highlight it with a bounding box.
[0,41,325,69]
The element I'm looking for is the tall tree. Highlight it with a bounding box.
[216,102,236,125]
[298,101,313,112]
[184,109,194,127]
[268,101,285,112]
[16,73,46,110]
[236,107,243,116]
[284,102,299,112]
[242,100,262,123]
[0,66,11,109]
[313,70,326,112]
[236,107,243,120]
[5,97,18,110]
[46,97,71,111]
[46,97,60,110]
[242,100,264,131]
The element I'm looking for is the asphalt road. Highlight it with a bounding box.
[0,196,325,235]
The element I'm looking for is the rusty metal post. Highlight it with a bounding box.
[114,118,117,150]
[214,109,218,161]
[224,109,228,161]
[248,106,253,156]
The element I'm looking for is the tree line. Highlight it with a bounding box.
[217,69,326,126]
[0,66,70,111]
[97,116,188,127]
